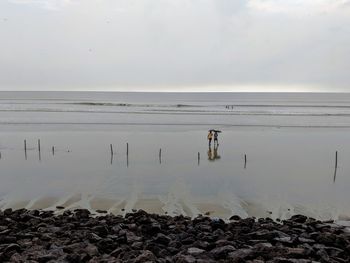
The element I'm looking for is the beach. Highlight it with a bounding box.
[1,92,350,221]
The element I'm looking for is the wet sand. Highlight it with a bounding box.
[1,92,350,221]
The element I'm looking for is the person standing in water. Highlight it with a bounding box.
[207,131,213,146]
[214,131,219,146]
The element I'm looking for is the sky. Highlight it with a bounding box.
[0,0,349,92]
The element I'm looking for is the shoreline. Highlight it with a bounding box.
[1,208,350,262]
[2,195,349,222]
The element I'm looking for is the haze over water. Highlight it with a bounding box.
[1,91,350,220]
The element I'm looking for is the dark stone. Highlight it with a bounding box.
[230,215,241,221]
[316,248,330,262]
[175,254,196,263]
[3,208,13,216]
[154,233,171,245]
[134,250,156,262]
[131,242,144,250]
[85,244,99,257]
[37,253,57,263]
[187,247,205,255]
[4,244,22,253]
[91,225,108,237]
[228,248,254,262]
[96,210,107,214]
[74,209,90,219]
[210,245,236,259]
[290,215,308,223]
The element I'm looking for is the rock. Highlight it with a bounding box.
[230,215,241,221]
[74,209,90,219]
[210,245,236,259]
[274,237,293,244]
[88,232,102,243]
[316,249,330,262]
[228,249,254,262]
[187,247,205,255]
[85,244,99,257]
[3,208,13,216]
[154,233,171,245]
[37,253,57,263]
[298,237,315,244]
[131,242,144,250]
[290,214,308,223]
[317,233,337,246]
[133,250,156,262]
[175,254,196,263]
[91,225,108,237]
[4,243,21,253]
[127,232,142,243]
[286,247,307,257]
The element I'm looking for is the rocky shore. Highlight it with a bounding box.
[0,209,350,262]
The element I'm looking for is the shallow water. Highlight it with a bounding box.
[0,92,350,220]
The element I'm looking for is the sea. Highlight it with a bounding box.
[1,91,350,221]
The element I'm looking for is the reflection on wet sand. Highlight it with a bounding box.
[207,145,221,162]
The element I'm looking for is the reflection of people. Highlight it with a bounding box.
[213,144,221,160]
[208,145,221,162]
[214,131,219,146]
[207,146,214,161]
[207,131,213,146]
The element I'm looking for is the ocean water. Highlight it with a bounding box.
[0,91,350,220]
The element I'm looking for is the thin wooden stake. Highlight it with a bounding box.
[38,139,41,161]
[335,151,338,169]
[198,152,200,165]
[24,140,27,160]
[110,144,114,156]
[159,148,162,164]
[244,154,247,169]
[52,146,55,156]
[126,143,129,167]
[0,152,2,160]
[334,151,338,183]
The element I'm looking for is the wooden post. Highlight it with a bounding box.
[126,143,129,167]
[335,151,338,169]
[52,146,55,156]
[244,154,247,169]
[0,152,2,160]
[334,151,338,183]
[38,139,41,161]
[110,144,114,156]
[159,148,162,164]
[24,140,27,160]
[198,152,200,165]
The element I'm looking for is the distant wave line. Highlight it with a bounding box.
[0,122,350,128]
[1,109,350,117]
[3,101,350,109]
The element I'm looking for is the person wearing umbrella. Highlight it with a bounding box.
[207,130,213,146]
[214,130,219,146]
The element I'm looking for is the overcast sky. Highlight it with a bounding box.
[0,0,349,92]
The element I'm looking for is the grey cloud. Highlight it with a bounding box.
[0,0,349,91]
